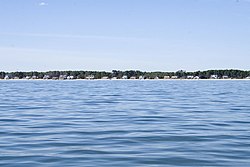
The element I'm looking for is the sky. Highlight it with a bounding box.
[0,0,250,72]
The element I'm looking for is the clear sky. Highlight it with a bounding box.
[0,0,250,72]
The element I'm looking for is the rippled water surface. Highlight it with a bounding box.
[0,80,250,166]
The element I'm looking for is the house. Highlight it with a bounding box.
[171,76,178,79]
[43,75,50,80]
[86,75,94,80]
[246,76,250,79]
[14,77,19,80]
[101,76,109,80]
[4,75,10,80]
[194,76,200,79]
[122,75,128,79]
[222,75,229,79]
[31,76,37,79]
[187,75,194,79]
[164,76,170,79]
[59,75,67,80]
[26,76,31,80]
[210,75,218,79]
[67,76,75,80]
[154,76,159,80]
[52,77,59,80]
[130,76,136,79]
[111,77,117,80]
[139,76,145,80]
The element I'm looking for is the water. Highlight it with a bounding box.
[0,80,250,167]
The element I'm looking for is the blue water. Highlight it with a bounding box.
[0,80,250,167]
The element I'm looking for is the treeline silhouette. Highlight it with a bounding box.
[0,69,250,79]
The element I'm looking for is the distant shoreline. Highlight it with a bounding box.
[1,78,250,81]
[1,69,250,80]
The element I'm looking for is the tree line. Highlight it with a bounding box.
[0,69,250,79]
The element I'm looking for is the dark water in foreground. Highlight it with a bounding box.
[0,80,250,167]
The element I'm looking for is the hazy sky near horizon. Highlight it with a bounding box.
[0,0,250,72]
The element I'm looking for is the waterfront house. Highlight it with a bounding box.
[122,75,128,79]
[194,76,200,79]
[26,76,31,80]
[52,77,59,80]
[164,76,170,79]
[111,77,117,80]
[101,76,109,80]
[154,76,159,80]
[14,77,19,80]
[139,76,145,80]
[171,76,178,79]
[67,76,75,80]
[246,76,250,79]
[4,75,10,80]
[130,76,136,79]
[43,75,50,80]
[31,76,37,79]
[86,75,94,80]
[187,75,194,79]
[222,75,229,79]
[210,75,218,79]
[59,75,67,80]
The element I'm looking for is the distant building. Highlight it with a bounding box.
[52,77,59,80]
[154,76,159,80]
[130,76,136,79]
[122,75,128,79]
[164,76,170,79]
[14,77,19,80]
[86,75,94,80]
[139,76,145,80]
[210,75,218,79]
[31,76,37,79]
[171,76,178,79]
[101,76,109,80]
[43,75,50,80]
[67,76,75,80]
[111,77,117,80]
[4,75,10,80]
[26,76,31,80]
[194,76,200,79]
[222,75,229,79]
[187,75,194,79]
[59,75,67,80]
[246,76,250,79]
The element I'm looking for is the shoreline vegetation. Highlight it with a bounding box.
[0,69,250,80]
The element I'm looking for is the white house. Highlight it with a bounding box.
[130,76,136,79]
[187,75,194,79]
[164,76,170,79]
[31,76,37,79]
[139,76,145,80]
[59,75,67,80]
[210,75,218,79]
[122,75,128,79]
[43,75,50,80]
[4,75,10,80]
[86,75,94,80]
[101,76,109,80]
[194,76,200,79]
[222,75,229,79]
[171,76,178,79]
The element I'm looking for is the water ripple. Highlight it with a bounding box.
[0,80,250,166]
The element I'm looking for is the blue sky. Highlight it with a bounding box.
[0,0,250,72]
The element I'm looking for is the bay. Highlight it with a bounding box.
[0,80,250,166]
